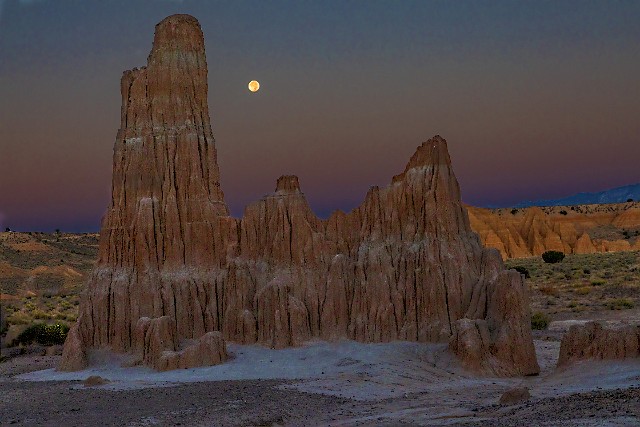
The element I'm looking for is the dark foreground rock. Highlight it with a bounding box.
[499,387,530,405]
[465,387,640,427]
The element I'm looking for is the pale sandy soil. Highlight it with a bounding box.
[2,332,639,427]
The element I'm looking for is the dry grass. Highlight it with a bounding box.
[0,232,96,337]
[507,250,640,319]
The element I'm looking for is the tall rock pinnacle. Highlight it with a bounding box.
[60,15,539,377]
[103,14,229,270]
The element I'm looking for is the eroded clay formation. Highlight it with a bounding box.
[60,14,539,376]
[468,204,640,259]
[557,322,640,367]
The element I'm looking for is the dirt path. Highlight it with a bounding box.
[1,356,350,426]
[2,338,639,426]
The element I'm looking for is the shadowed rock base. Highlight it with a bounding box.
[60,14,539,375]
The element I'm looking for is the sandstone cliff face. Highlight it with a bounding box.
[60,14,539,376]
[468,203,640,259]
[558,322,640,366]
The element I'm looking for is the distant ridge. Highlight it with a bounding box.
[514,183,640,208]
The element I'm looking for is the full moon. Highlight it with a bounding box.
[248,80,260,92]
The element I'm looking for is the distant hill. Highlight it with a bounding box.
[468,202,640,259]
[514,183,640,208]
[0,231,98,343]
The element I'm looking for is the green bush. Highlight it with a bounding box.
[542,250,565,264]
[11,322,69,346]
[531,312,550,330]
[607,298,635,310]
[513,266,531,279]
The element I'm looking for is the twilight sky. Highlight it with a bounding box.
[0,0,639,232]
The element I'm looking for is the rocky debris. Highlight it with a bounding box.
[156,331,228,371]
[499,387,531,405]
[557,321,640,366]
[468,204,640,259]
[83,375,110,387]
[468,387,640,426]
[58,324,87,371]
[130,317,228,370]
[133,316,178,369]
[60,14,539,376]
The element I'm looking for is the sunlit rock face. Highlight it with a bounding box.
[60,14,539,376]
[467,203,640,259]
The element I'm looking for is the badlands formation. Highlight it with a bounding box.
[469,203,640,259]
[558,322,640,367]
[60,14,541,375]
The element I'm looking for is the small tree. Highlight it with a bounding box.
[510,209,518,215]
[628,198,634,203]
[559,210,568,215]
[4,227,10,232]
[542,250,565,264]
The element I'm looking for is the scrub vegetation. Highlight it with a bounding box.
[507,251,640,319]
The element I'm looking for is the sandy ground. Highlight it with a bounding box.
[2,332,640,426]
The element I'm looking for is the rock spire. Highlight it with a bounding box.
[61,14,539,376]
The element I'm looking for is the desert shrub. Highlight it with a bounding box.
[542,250,565,264]
[32,309,51,320]
[606,298,635,310]
[559,210,568,215]
[575,286,591,295]
[513,266,530,279]
[628,198,634,202]
[510,209,518,215]
[591,279,606,286]
[11,322,69,346]
[7,311,30,325]
[531,312,550,330]
[539,284,559,297]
